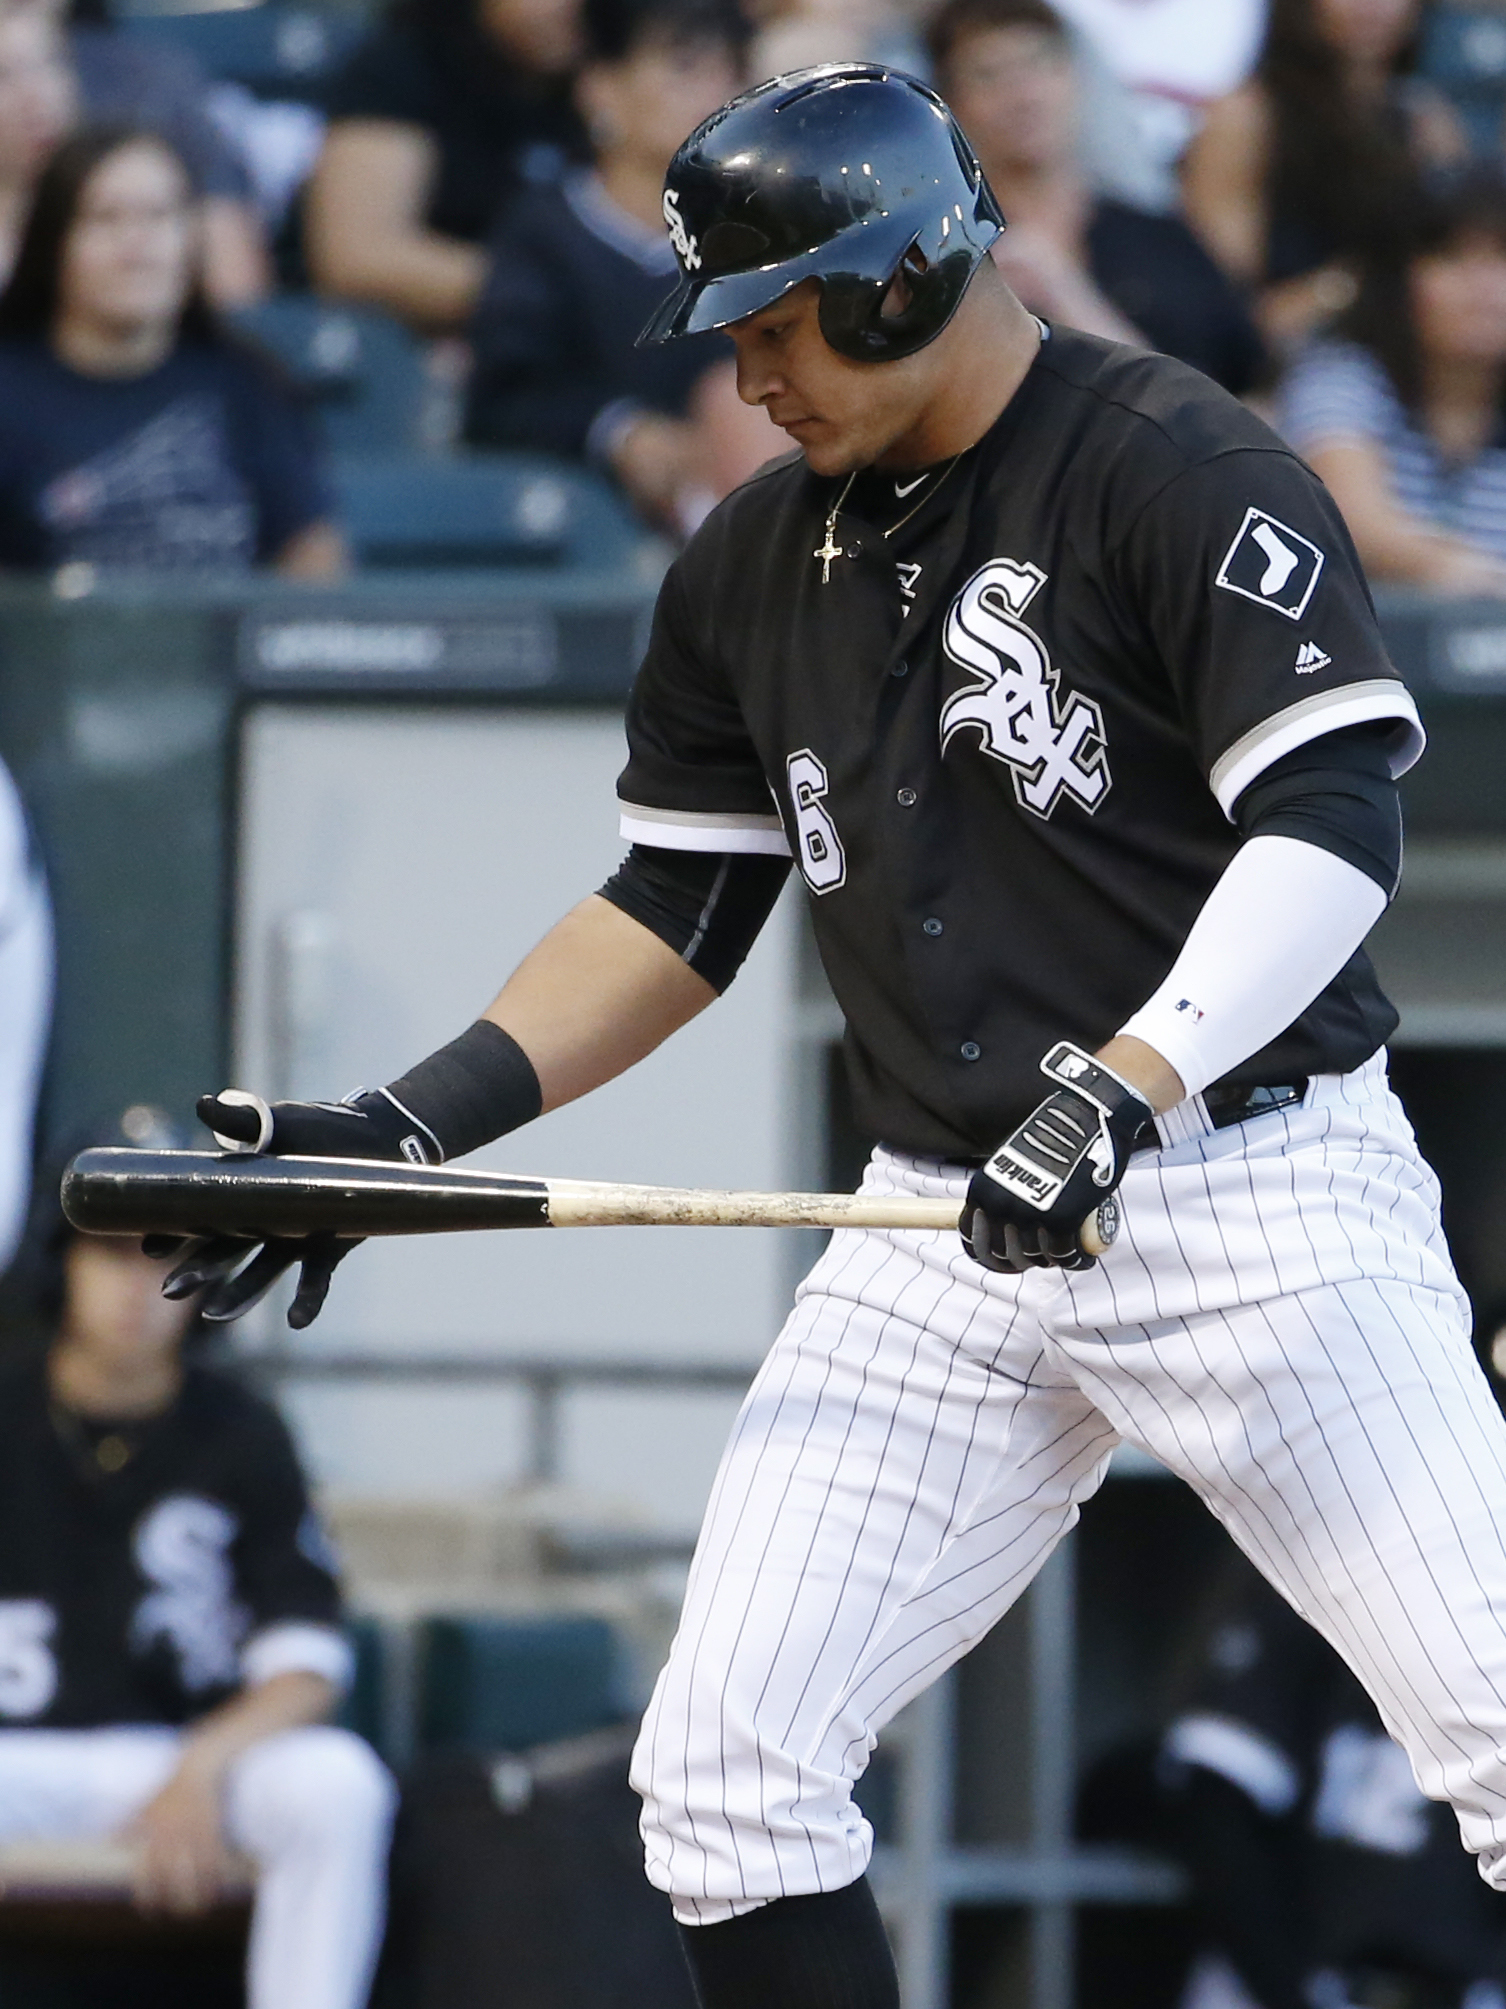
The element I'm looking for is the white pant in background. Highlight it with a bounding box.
[0,1724,396,2009]
[0,754,52,1273]
[634,1056,1506,1923]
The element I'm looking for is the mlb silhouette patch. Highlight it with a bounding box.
[1216,508,1325,621]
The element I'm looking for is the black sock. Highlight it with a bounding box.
[678,1880,900,2009]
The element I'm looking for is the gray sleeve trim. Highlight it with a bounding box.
[1209,681,1425,818]
[618,801,792,856]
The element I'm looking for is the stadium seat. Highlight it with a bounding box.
[337,1614,389,1756]
[416,1615,625,1752]
[1419,6,1506,152]
[230,297,426,455]
[120,5,360,101]
[330,451,649,570]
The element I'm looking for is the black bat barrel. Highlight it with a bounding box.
[61,1149,553,1240]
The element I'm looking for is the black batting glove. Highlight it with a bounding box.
[200,1086,444,1165]
[155,1085,441,1327]
[156,1228,357,1329]
[962,1042,1152,1274]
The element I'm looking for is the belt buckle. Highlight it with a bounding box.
[1217,1080,1307,1129]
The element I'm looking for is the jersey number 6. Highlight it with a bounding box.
[786,750,847,894]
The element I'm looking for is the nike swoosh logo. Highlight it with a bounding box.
[894,475,927,498]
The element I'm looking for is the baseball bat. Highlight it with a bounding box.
[61,1149,1115,1254]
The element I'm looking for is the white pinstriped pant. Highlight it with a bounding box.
[632,1053,1506,1924]
[0,1726,395,2009]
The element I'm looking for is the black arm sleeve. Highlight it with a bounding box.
[598,845,792,994]
[1232,721,1402,896]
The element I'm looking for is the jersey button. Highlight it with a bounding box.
[922,916,943,936]
[960,1041,982,1062]
[897,787,917,806]
[890,658,909,678]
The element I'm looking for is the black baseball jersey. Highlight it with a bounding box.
[0,1359,343,1728]
[618,327,1424,1161]
[1165,1558,1506,1990]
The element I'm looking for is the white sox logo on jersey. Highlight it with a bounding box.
[939,559,1111,818]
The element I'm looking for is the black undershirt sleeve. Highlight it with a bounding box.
[598,844,792,994]
[1232,721,1402,896]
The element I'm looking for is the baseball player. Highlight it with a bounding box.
[158,63,1506,2009]
[1163,1552,1506,2009]
[0,1114,394,2009]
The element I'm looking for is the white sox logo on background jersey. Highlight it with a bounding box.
[939,559,1111,818]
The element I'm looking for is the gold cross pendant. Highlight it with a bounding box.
[814,516,843,585]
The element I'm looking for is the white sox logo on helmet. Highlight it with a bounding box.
[662,189,702,271]
[940,558,1111,818]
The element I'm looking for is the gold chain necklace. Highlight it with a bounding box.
[812,456,963,585]
[883,454,962,539]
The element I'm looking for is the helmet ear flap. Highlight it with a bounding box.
[816,234,983,363]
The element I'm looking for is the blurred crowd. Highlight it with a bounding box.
[0,0,1496,580]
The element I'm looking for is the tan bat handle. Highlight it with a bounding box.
[541,1184,963,1230]
[540,1181,1119,1257]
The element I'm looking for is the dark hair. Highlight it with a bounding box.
[1337,161,1506,413]
[582,0,749,66]
[1257,0,1422,277]
[0,125,214,346]
[386,0,575,87]
[2,1106,197,1341]
[926,0,1069,79]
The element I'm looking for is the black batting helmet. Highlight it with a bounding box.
[638,63,1006,363]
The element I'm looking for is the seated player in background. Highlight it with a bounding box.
[1163,1547,1506,2009]
[467,0,779,534]
[0,1,268,308]
[306,0,587,333]
[929,0,1267,396]
[0,124,345,578]
[1277,163,1506,597]
[0,1110,395,2009]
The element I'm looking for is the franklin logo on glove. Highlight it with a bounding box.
[962,1042,1151,1273]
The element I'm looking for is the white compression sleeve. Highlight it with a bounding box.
[1116,834,1388,1101]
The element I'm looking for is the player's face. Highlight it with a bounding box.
[60,1236,197,1366]
[727,280,949,476]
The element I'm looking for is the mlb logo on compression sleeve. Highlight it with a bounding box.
[1215,506,1326,620]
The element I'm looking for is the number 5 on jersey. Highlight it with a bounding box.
[786,749,847,893]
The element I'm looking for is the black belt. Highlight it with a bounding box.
[1133,1078,1308,1152]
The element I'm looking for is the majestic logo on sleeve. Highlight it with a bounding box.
[1216,508,1325,620]
[939,559,1111,818]
[662,189,702,271]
